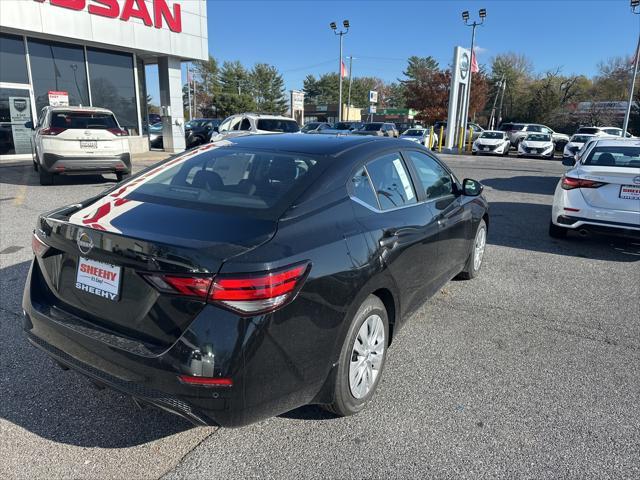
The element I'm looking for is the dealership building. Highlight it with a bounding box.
[0,0,208,160]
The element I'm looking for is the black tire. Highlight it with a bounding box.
[503,147,509,157]
[33,160,38,171]
[457,219,487,280]
[116,172,131,182]
[325,295,389,417]
[548,221,567,239]
[39,169,53,185]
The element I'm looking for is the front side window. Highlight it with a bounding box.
[407,151,453,200]
[366,153,417,210]
[527,125,542,133]
[87,48,137,133]
[350,167,378,209]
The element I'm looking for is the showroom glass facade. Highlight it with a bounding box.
[0,32,142,156]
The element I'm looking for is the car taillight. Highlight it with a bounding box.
[561,176,607,190]
[142,262,310,315]
[107,128,128,136]
[32,233,49,256]
[178,375,233,387]
[40,127,65,136]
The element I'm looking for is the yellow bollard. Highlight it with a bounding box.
[467,128,473,152]
[438,126,444,152]
[458,125,464,151]
[428,127,434,150]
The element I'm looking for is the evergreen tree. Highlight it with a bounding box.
[249,63,288,114]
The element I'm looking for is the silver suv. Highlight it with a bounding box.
[212,113,300,141]
[505,123,570,150]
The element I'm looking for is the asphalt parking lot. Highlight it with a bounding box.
[1,152,639,479]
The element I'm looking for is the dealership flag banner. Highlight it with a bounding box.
[9,97,33,154]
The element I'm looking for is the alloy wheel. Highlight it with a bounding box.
[349,314,385,399]
[473,226,486,271]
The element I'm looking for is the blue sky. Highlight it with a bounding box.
[147,0,640,105]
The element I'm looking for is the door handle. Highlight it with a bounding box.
[379,234,399,249]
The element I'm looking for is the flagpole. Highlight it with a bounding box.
[187,64,192,121]
[346,56,354,120]
[193,69,197,118]
[622,33,640,136]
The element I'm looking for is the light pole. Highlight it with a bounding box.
[460,8,486,144]
[330,20,349,122]
[622,0,640,136]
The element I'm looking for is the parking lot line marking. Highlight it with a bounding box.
[13,167,31,206]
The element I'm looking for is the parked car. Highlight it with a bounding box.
[351,122,398,137]
[550,138,640,238]
[575,126,634,138]
[472,130,510,156]
[212,113,300,141]
[23,134,489,427]
[399,127,438,149]
[562,134,596,161]
[508,123,570,150]
[185,118,222,147]
[301,122,332,133]
[433,120,484,143]
[147,113,161,125]
[517,133,555,158]
[27,106,130,185]
[316,121,364,135]
[499,122,526,145]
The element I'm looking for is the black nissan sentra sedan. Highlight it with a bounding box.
[23,134,489,427]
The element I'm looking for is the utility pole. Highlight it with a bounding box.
[623,0,640,136]
[496,78,507,127]
[187,64,192,121]
[461,9,486,144]
[346,56,354,120]
[330,20,350,122]
[488,75,503,129]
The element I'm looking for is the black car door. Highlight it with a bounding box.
[349,151,441,317]
[403,150,472,279]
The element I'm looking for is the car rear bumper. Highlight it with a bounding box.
[22,258,329,427]
[41,152,131,174]
[554,215,640,237]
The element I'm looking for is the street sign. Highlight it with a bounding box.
[369,91,378,104]
[369,105,377,114]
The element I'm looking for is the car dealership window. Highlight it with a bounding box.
[0,34,29,84]
[366,153,417,210]
[407,151,453,200]
[87,48,138,134]
[28,38,89,113]
[351,167,379,209]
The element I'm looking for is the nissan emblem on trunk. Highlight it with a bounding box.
[77,232,94,255]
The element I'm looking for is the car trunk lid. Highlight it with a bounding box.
[578,165,640,212]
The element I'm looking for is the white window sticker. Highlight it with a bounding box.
[392,158,415,201]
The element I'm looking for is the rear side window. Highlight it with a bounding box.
[584,146,640,168]
[406,151,453,200]
[256,119,300,133]
[128,148,321,211]
[350,167,378,209]
[50,112,118,129]
[240,118,251,130]
[365,153,417,210]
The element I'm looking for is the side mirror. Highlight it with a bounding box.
[24,121,34,130]
[562,157,575,167]
[462,178,483,196]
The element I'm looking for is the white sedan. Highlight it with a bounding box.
[399,128,438,149]
[517,133,555,158]
[472,130,510,156]
[550,138,640,238]
[562,134,596,162]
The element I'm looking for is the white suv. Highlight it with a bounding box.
[212,113,300,141]
[30,106,130,185]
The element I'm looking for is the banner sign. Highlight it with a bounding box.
[9,97,33,154]
[48,90,69,107]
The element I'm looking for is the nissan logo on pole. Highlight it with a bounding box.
[34,0,183,33]
[460,52,470,80]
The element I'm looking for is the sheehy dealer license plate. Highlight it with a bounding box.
[76,257,121,301]
[620,185,640,200]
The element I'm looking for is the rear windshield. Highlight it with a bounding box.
[127,147,323,213]
[577,127,600,135]
[583,146,640,168]
[480,132,504,139]
[50,111,118,129]
[526,133,551,142]
[256,119,300,133]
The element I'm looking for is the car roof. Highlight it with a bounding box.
[591,138,640,148]
[47,106,113,113]
[219,133,401,157]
